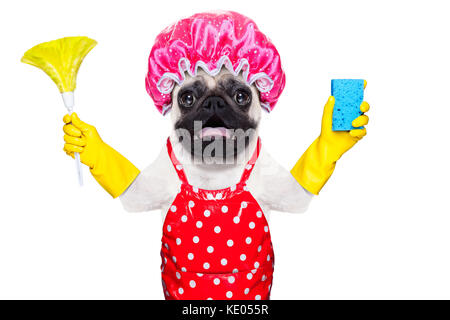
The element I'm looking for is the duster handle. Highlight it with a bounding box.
[62,92,83,186]
[74,152,84,186]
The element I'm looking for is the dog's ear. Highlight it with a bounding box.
[247,85,262,124]
[170,84,182,123]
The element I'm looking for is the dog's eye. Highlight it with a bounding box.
[179,91,195,107]
[234,90,250,106]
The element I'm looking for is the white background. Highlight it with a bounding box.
[1,0,449,299]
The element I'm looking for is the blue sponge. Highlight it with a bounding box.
[331,79,364,131]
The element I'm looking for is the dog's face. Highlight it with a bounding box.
[171,69,261,163]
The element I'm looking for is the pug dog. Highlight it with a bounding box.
[120,68,312,215]
[62,11,369,300]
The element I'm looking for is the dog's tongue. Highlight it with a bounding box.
[199,127,230,139]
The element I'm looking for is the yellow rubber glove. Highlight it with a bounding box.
[291,93,370,195]
[63,113,140,198]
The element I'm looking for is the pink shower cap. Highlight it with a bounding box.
[145,11,286,115]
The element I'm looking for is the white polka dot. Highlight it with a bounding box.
[251,268,257,274]
[227,239,234,247]
[176,164,183,171]
[258,245,262,252]
[207,297,213,300]
[261,275,267,281]
[264,226,269,232]
[240,254,247,261]
[233,216,240,224]
[254,262,260,268]
[176,272,181,279]
[207,193,214,200]
[188,253,194,260]
[249,222,255,229]
[178,287,184,294]
[226,291,233,298]
[232,268,239,274]
[193,187,199,193]
[176,238,181,245]
[193,236,199,243]
[214,226,221,233]
[247,273,253,280]
[221,258,228,266]
[244,288,250,294]
[204,210,211,217]
[181,267,187,272]
[241,201,248,208]
[207,246,214,253]
[172,256,177,263]
[189,200,195,208]
[164,243,169,249]
[181,215,187,223]
[246,164,252,170]
[228,276,235,283]
[216,193,223,200]
[213,278,220,285]
[203,262,210,270]
[246,237,252,244]
[197,273,203,277]
[196,221,203,228]
[189,280,196,288]
[170,205,177,212]
[267,255,271,261]
[256,211,262,218]
[255,295,261,300]
[167,225,171,232]
[221,205,228,213]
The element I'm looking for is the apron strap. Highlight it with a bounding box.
[238,137,261,185]
[166,138,189,184]
[166,137,261,185]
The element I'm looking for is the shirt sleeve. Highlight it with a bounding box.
[252,149,314,213]
[119,147,179,212]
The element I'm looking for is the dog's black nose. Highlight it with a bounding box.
[202,96,226,112]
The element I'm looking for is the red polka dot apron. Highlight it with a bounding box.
[161,138,274,300]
